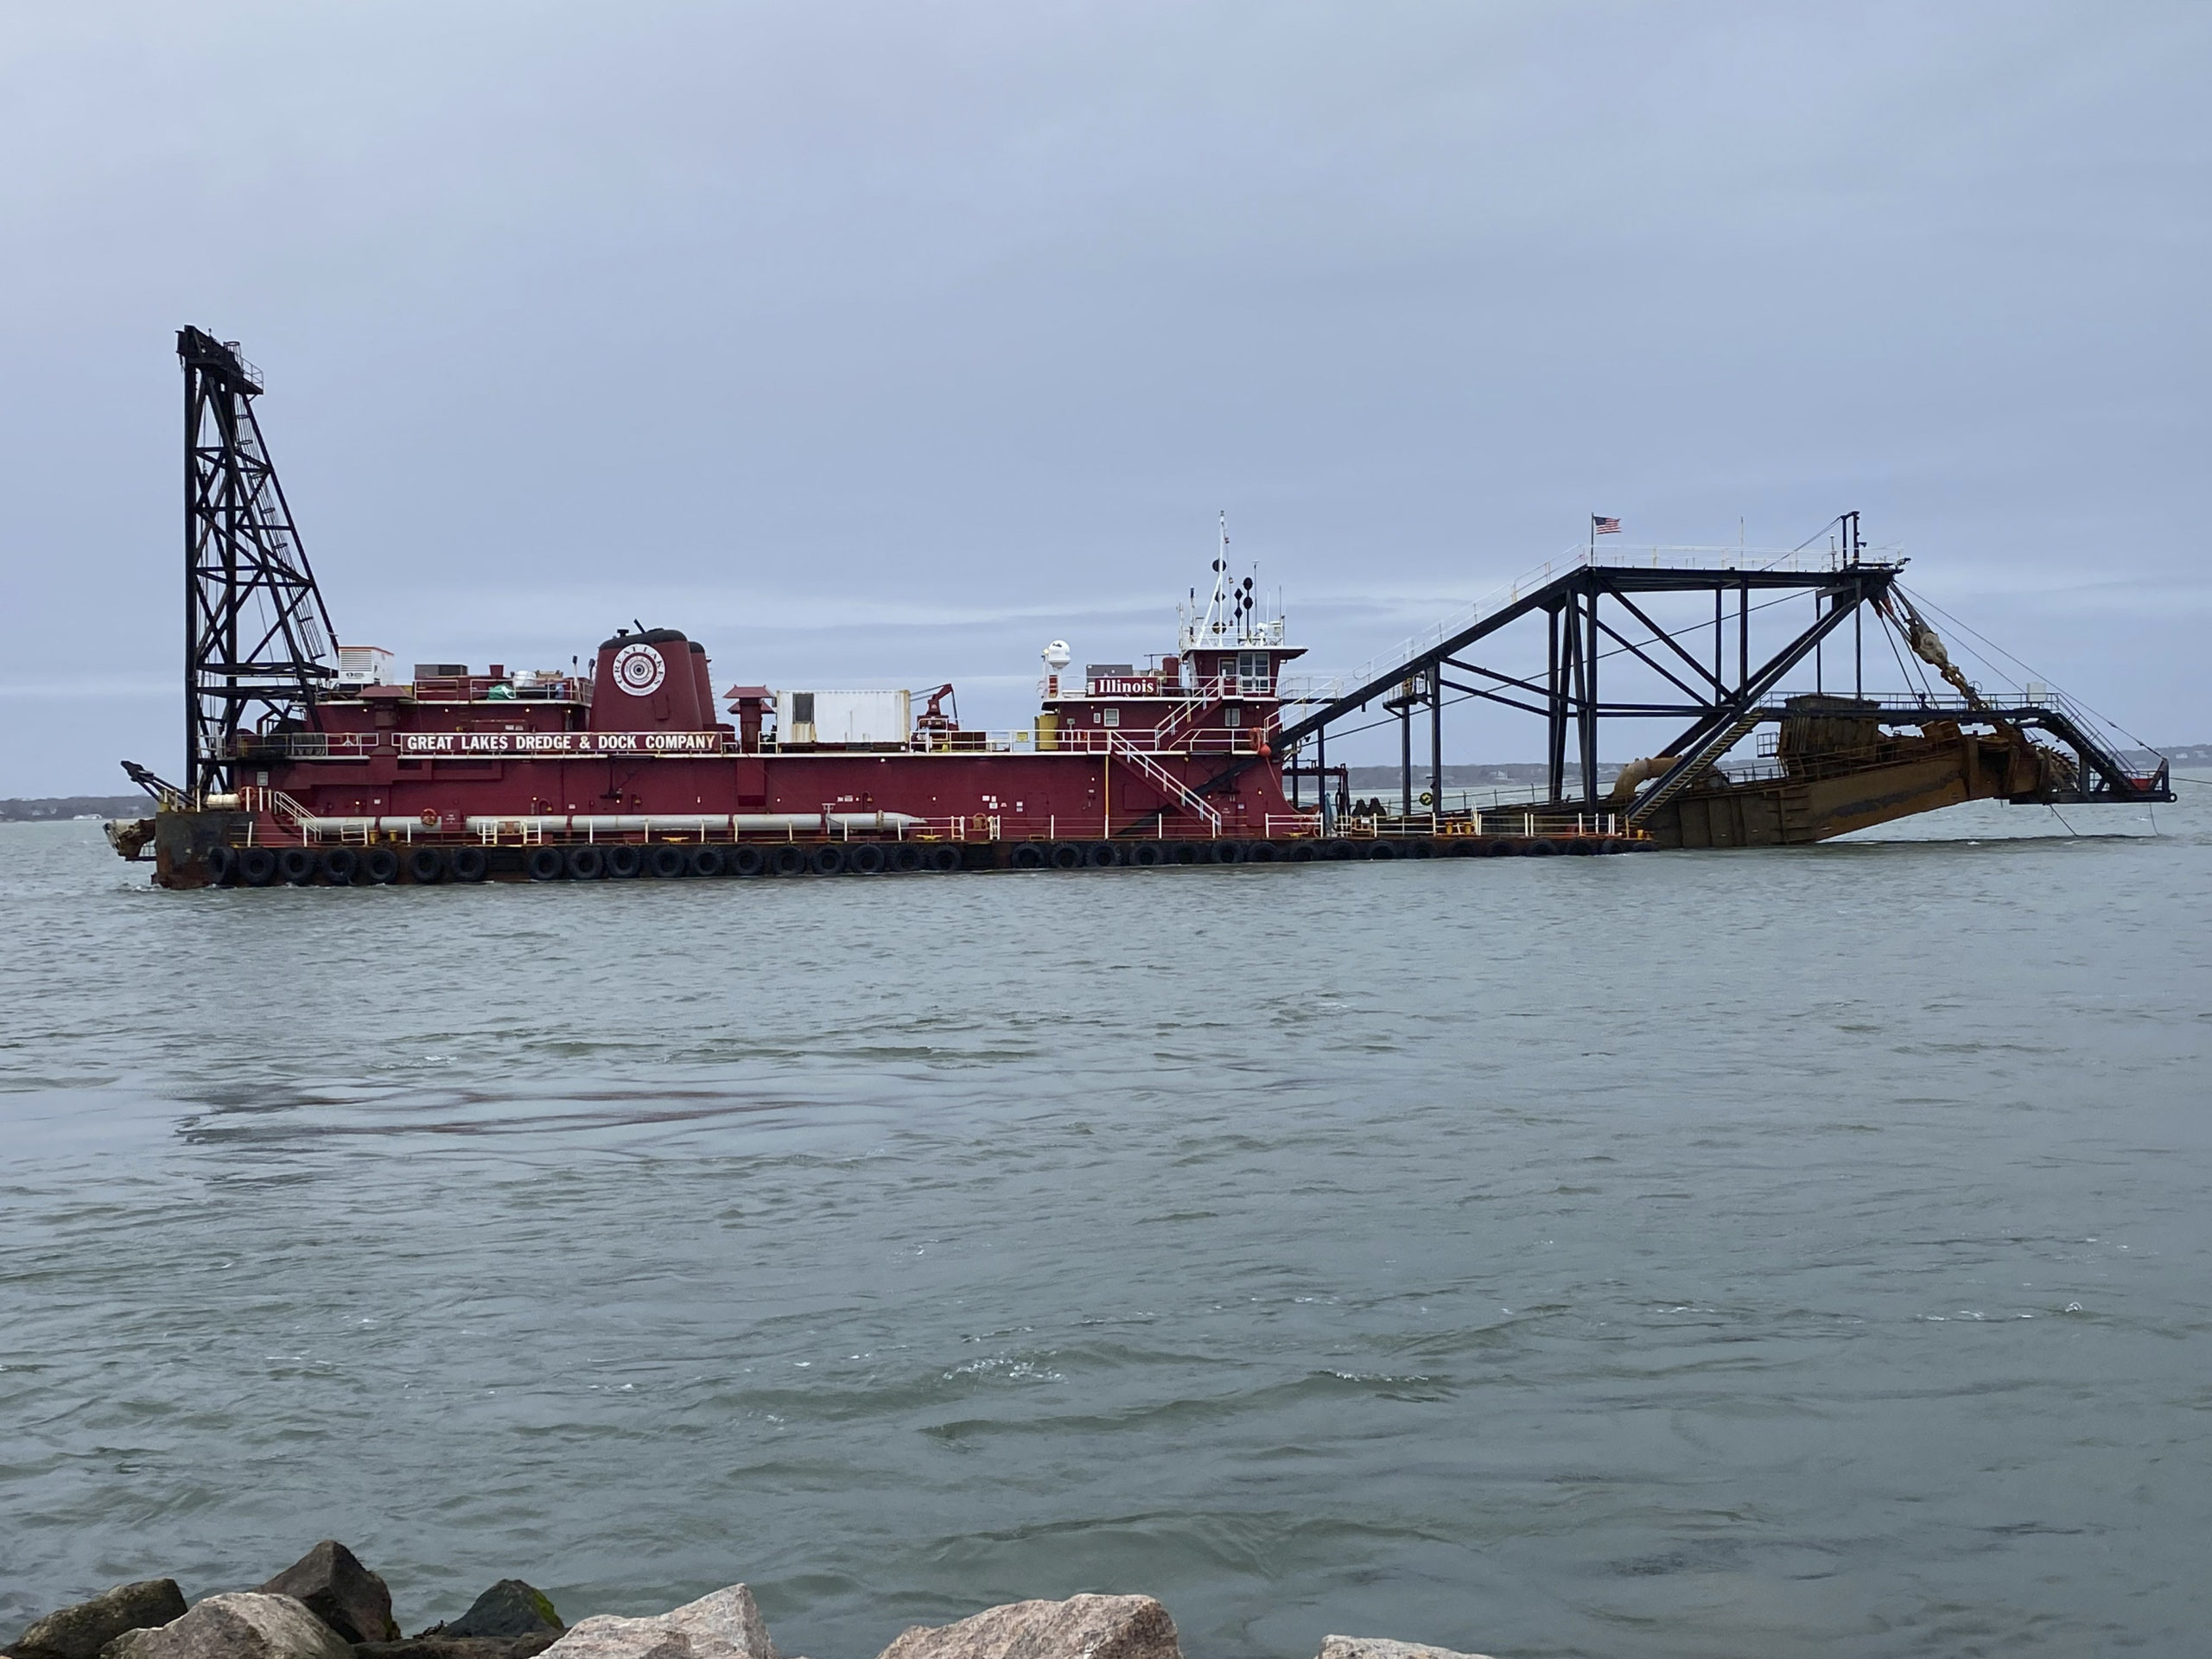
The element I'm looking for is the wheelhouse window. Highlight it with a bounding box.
[1235,651,1272,692]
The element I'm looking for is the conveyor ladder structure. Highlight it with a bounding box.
[1242,539,2170,835]
[1233,546,1906,823]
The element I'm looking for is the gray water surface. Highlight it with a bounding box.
[3,793,2208,1659]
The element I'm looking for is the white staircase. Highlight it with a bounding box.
[1109,734,1222,833]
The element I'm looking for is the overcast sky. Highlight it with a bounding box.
[3,1,2205,792]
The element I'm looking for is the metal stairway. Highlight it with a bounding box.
[1109,734,1223,833]
[1150,677,1229,753]
[1627,709,1764,823]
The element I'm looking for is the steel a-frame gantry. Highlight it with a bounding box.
[1268,520,1905,824]
[180,327,338,801]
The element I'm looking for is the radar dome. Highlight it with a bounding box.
[1041,639,1072,671]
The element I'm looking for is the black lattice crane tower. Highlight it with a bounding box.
[180,327,338,800]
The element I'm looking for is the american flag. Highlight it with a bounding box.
[1592,516,1621,535]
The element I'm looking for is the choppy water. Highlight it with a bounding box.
[3,789,2209,1659]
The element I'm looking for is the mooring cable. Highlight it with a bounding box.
[1897,582,2163,757]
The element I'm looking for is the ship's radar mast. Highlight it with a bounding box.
[1179,512,1286,651]
[179,327,339,800]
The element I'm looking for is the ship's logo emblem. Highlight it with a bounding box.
[613,642,667,695]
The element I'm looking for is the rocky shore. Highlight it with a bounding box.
[2,1546,1494,1659]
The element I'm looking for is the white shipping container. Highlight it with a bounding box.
[336,645,395,687]
[776,689,912,746]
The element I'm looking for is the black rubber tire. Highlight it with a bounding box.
[450,846,489,882]
[1047,842,1084,870]
[1405,839,1434,859]
[689,846,726,878]
[847,842,886,875]
[1567,837,1600,855]
[810,842,849,875]
[1323,839,1358,861]
[1599,837,1627,855]
[771,843,808,876]
[315,847,354,886]
[1208,840,1244,864]
[527,845,566,881]
[205,844,238,885]
[238,846,278,887]
[603,843,643,879]
[728,844,767,877]
[1011,843,1047,869]
[1244,840,1281,863]
[407,846,447,884]
[890,843,925,874]
[1128,842,1165,867]
[1084,842,1120,868]
[1287,842,1319,861]
[565,844,604,880]
[363,847,401,885]
[1365,840,1400,861]
[281,848,319,886]
[646,844,686,879]
[1169,842,1204,865]
[1522,839,1560,857]
[1485,839,1522,856]
[927,844,963,873]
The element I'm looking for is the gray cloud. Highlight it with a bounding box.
[3,1,2205,788]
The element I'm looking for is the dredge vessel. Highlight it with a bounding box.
[111,329,2171,887]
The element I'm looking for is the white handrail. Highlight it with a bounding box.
[1149,675,1232,751]
[1108,734,1223,832]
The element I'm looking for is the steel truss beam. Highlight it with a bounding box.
[181,327,338,799]
[1268,554,2164,818]
[1624,571,1885,816]
[1243,557,1906,816]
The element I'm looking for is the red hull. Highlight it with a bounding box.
[251,746,1310,845]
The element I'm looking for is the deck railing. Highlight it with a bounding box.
[232,725,1287,760]
[245,804,1632,849]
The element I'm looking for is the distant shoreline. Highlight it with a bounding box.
[0,797,152,823]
